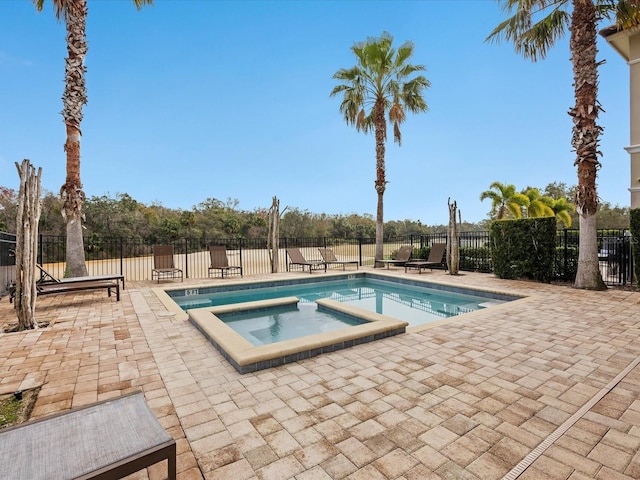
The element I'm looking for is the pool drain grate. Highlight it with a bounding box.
[501,354,640,480]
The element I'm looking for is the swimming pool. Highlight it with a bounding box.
[157,272,520,373]
[170,275,514,328]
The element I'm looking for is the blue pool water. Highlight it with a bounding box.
[172,276,513,328]
[218,303,367,346]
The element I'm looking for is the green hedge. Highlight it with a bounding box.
[553,245,578,281]
[630,209,640,283]
[489,217,556,282]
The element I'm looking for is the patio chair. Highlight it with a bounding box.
[286,248,327,274]
[318,248,358,270]
[405,242,447,274]
[152,245,183,283]
[208,246,243,278]
[378,245,413,269]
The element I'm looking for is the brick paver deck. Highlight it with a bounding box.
[1,269,639,479]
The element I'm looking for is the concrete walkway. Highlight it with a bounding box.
[1,269,640,479]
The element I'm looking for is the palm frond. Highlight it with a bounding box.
[518,9,570,60]
[393,122,402,145]
[613,0,640,29]
[486,1,569,61]
[132,0,154,10]
[394,42,414,69]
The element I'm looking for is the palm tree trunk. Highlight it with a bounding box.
[570,0,606,290]
[61,0,88,277]
[374,101,386,264]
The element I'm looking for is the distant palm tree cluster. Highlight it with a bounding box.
[480,181,574,228]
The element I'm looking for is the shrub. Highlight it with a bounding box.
[490,217,556,282]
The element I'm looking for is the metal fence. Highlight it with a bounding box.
[0,232,16,296]
[0,229,635,295]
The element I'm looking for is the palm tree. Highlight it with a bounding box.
[486,0,640,290]
[330,32,430,263]
[35,0,153,277]
[480,182,529,220]
[550,197,575,228]
[523,188,555,218]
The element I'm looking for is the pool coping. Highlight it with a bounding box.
[188,297,408,373]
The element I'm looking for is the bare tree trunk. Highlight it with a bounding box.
[447,198,460,275]
[267,197,281,273]
[14,160,42,331]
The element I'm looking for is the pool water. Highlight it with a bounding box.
[218,302,367,346]
[174,277,507,328]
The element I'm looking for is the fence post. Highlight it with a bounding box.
[563,229,568,281]
[119,237,124,276]
[284,237,289,272]
[184,238,189,279]
[38,233,43,268]
[358,237,363,266]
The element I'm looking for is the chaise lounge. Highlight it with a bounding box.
[10,264,124,303]
[404,242,447,274]
[377,245,413,269]
[286,248,327,274]
[0,391,176,480]
[318,248,358,270]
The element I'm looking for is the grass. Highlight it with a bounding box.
[0,388,39,429]
[0,395,21,427]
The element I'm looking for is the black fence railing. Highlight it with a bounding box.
[0,230,635,295]
[0,232,16,296]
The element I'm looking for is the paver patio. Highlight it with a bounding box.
[1,269,639,479]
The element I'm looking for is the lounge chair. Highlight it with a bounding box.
[286,248,327,274]
[10,265,124,303]
[405,242,447,274]
[152,245,183,283]
[36,263,125,289]
[0,391,176,480]
[208,246,243,278]
[318,248,358,270]
[378,245,413,269]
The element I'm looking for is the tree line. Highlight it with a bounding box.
[0,182,629,242]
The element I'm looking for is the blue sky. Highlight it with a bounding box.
[0,0,631,226]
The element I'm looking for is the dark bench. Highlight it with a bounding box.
[0,391,176,480]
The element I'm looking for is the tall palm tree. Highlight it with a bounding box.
[35,0,153,277]
[480,181,529,219]
[330,32,430,263]
[486,0,639,290]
